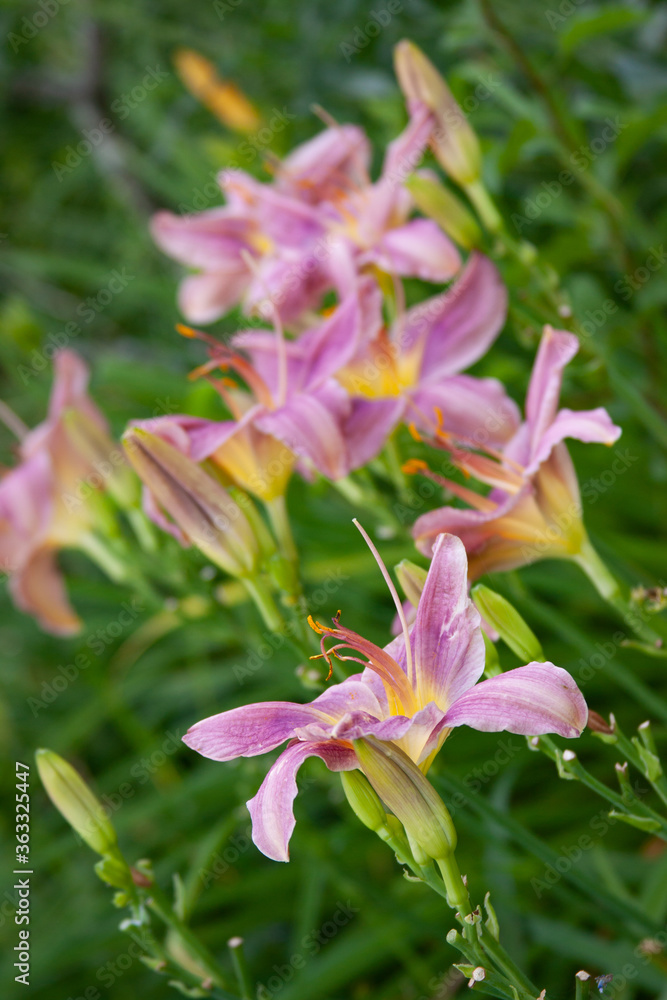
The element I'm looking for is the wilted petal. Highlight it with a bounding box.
[183,702,334,761]
[247,741,357,861]
[443,662,588,738]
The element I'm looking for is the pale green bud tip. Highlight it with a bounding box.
[353,737,456,860]
[35,749,118,856]
[340,770,388,833]
[395,559,428,609]
[405,174,482,250]
[471,584,544,663]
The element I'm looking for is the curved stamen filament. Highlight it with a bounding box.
[353,519,416,691]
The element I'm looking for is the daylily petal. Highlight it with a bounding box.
[10,547,81,636]
[150,208,255,268]
[178,267,250,324]
[330,701,447,766]
[443,662,588,738]
[524,326,579,453]
[411,533,485,708]
[403,253,507,379]
[410,375,521,446]
[183,703,334,761]
[255,382,352,479]
[247,740,357,861]
[528,406,621,472]
[343,397,405,471]
[372,218,460,283]
[277,124,371,202]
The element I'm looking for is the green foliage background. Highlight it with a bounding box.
[1,0,667,998]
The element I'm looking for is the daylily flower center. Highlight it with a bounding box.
[337,330,423,400]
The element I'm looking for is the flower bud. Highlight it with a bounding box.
[122,428,259,577]
[35,749,118,856]
[353,737,456,860]
[340,769,388,833]
[394,40,481,186]
[395,559,428,609]
[405,174,482,249]
[471,585,544,663]
[95,854,133,890]
[63,409,138,509]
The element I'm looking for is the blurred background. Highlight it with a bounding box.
[2,0,667,997]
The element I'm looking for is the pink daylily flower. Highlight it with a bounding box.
[336,252,520,446]
[182,279,400,481]
[183,532,587,862]
[0,351,117,634]
[235,253,521,461]
[151,108,460,327]
[411,326,622,577]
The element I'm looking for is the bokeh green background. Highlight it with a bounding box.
[2,0,667,998]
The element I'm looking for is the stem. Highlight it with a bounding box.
[477,923,539,999]
[228,937,253,1000]
[574,536,664,648]
[78,531,130,583]
[241,575,284,632]
[267,494,298,563]
[436,853,471,918]
[464,179,503,235]
[146,882,230,989]
[126,507,158,553]
[437,855,538,997]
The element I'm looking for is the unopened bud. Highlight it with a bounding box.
[95,854,133,890]
[340,769,388,833]
[123,428,259,577]
[394,40,481,186]
[471,585,544,663]
[35,749,118,856]
[353,737,456,860]
[63,409,138,509]
[395,559,428,608]
[406,174,482,249]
